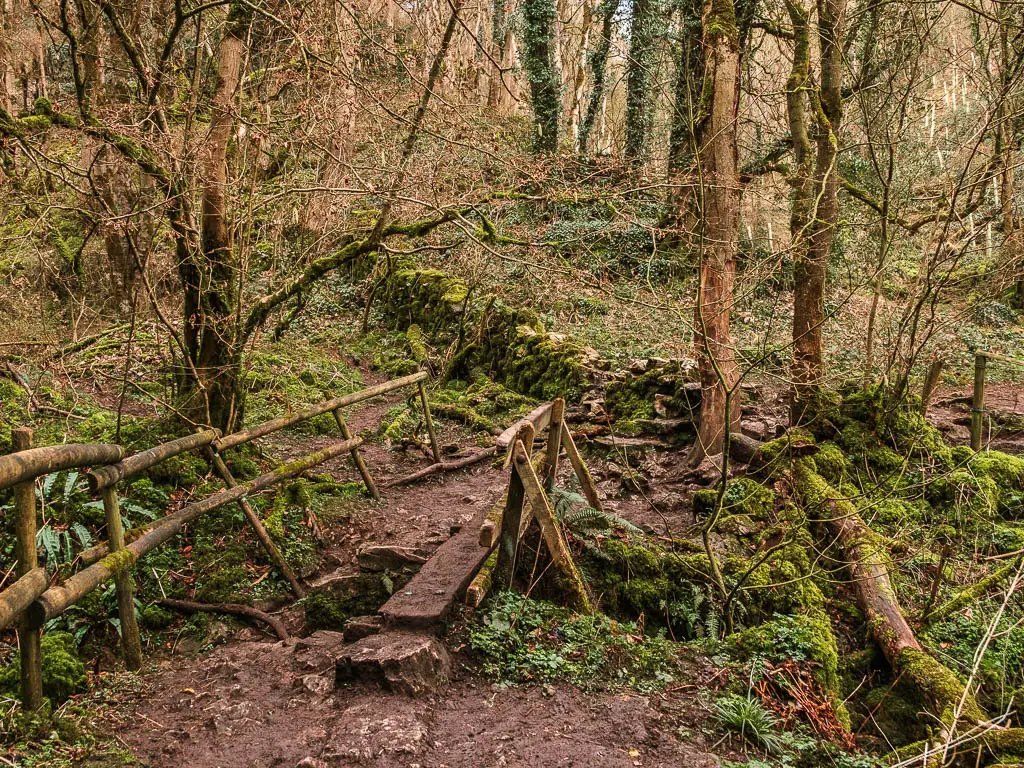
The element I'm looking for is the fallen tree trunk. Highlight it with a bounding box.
[793,458,987,729]
[158,598,290,643]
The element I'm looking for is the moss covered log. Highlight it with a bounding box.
[794,457,987,728]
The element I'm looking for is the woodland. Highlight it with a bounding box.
[2,0,1024,765]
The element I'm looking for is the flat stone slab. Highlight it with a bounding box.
[356,545,427,573]
[378,508,491,631]
[335,632,452,695]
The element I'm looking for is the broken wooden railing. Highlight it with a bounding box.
[0,371,439,711]
[464,398,599,612]
[971,351,1024,451]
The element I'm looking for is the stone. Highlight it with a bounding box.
[356,545,428,573]
[301,673,334,696]
[336,632,452,695]
[343,614,384,642]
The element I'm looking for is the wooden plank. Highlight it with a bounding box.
[379,508,493,630]
[492,426,535,590]
[972,353,987,451]
[542,398,565,488]
[213,372,427,451]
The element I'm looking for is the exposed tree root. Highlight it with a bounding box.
[385,446,497,487]
[159,598,291,643]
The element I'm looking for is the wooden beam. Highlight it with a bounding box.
[0,568,46,631]
[561,423,603,511]
[100,487,143,670]
[496,402,554,453]
[492,425,535,590]
[213,372,427,451]
[88,430,219,491]
[0,442,124,491]
[12,428,43,710]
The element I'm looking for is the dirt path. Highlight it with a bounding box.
[118,633,720,768]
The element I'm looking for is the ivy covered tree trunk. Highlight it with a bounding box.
[180,5,251,432]
[623,0,656,162]
[687,0,742,466]
[520,0,560,153]
[667,0,704,174]
[790,0,845,422]
[577,0,619,155]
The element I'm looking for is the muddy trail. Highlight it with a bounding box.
[99,382,1024,767]
[90,388,716,768]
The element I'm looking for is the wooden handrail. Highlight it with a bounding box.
[28,437,362,626]
[88,429,220,491]
[0,568,46,631]
[212,371,428,451]
[0,443,124,491]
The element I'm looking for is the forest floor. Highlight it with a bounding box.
[65,380,1022,768]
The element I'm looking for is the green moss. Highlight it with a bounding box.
[694,478,775,524]
[139,605,175,630]
[302,573,403,631]
[897,646,986,726]
[813,442,848,485]
[0,377,29,453]
[0,632,87,702]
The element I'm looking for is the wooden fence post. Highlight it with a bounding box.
[492,424,535,589]
[561,423,603,512]
[99,485,143,671]
[417,380,443,464]
[542,398,565,490]
[206,449,306,597]
[920,359,945,417]
[12,427,43,710]
[971,353,987,451]
[331,409,379,500]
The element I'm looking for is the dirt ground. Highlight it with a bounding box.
[92,390,732,768]
[96,381,1024,767]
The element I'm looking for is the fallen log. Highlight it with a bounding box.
[158,598,290,643]
[794,458,987,728]
[385,446,497,488]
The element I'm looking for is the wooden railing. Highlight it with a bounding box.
[0,371,437,710]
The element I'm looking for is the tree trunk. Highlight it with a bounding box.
[790,0,845,423]
[687,0,742,466]
[519,0,560,153]
[578,0,618,155]
[667,0,704,174]
[181,5,250,431]
[623,0,654,163]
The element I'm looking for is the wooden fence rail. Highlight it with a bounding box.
[0,373,439,711]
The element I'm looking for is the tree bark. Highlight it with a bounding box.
[520,0,560,153]
[686,0,743,466]
[790,0,846,423]
[623,0,654,163]
[181,5,250,431]
[577,0,618,155]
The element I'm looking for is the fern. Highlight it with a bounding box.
[37,526,61,564]
[70,522,93,549]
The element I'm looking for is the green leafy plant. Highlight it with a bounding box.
[712,693,786,754]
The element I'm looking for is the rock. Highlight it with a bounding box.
[336,632,452,695]
[296,758,328,768]
[635,418,691,437]
[741,419,769,441]
[301,673,334,696]
[357,545,428,573]
[343,614,383,642]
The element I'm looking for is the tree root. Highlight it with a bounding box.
[158,598,291,643]
[385,445,497,487]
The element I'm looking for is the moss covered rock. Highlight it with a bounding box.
[0,632,87,702]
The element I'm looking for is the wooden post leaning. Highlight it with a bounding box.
[971,353,987,452]
[331,409,379,500]
[560,422,603,511]
[492,423,535,590]
[206,448,306,597]
[542,398,565,490]
[512,440,592,613]
[99,486,143,670]
[12,428,43,710]
[417,379,443,464]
